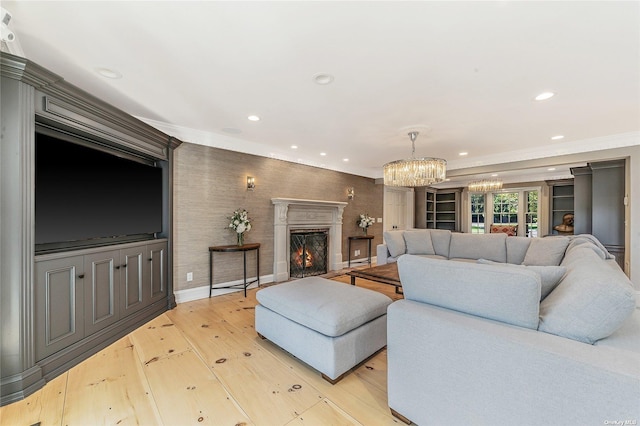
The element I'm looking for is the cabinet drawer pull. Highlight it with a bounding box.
[148,258,153,262]
[78,273,85,279]
[115,266,120,270]
[121,264,127,268]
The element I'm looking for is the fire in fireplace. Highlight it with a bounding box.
[290,229,328,278]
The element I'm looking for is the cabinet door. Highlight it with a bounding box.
[84,250,120,336]
[148,242,168,304]
[34,256,85,361]
[120,246,147,317]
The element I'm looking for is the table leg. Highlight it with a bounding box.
[209,251,213,298]
[243,251,248,297]
[348,238,352,268]
[351,275,356,285]
[256,247,260,287]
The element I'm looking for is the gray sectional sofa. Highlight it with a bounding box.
[378,230,639,425]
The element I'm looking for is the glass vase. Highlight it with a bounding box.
[237,232,244,246]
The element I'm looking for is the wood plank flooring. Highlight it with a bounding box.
[0,275,405,426]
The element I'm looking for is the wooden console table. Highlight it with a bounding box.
[209,243,260,297]
[348,235,374,267]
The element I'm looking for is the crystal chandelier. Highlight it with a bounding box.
[468,179,503,192]
[383,132,447,187]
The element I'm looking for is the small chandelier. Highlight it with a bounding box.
[383,132,447,187]
[468,178,503,192]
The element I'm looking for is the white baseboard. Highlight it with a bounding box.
[174,274,274,303]
[173,257,377,304]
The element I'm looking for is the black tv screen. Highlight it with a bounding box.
[35,132,163,249]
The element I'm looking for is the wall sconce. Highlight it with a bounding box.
[347,187,355,200]
[247,176,255,191]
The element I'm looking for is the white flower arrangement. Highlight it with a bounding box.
[229,209,252,234]
[358,213,375,229]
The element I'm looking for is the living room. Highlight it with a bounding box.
[1,1,639,424]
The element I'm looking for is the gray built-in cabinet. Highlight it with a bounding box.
[570,160,626,271]
[1,52,182,405]
[415,188,462,231]
[34,241,167,361]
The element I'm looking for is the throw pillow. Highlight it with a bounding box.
[403,230,436,255]
[384,230,406,258]
[522,237,569,266]
[477,259,566,300]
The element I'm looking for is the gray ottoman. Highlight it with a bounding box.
[255,276,392,383]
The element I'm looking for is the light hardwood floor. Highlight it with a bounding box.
[0,275,405,426]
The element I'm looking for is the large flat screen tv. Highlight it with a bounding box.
[35,131,163,252]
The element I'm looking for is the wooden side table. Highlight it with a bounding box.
[347,235,374,267]
[209,243,260,297]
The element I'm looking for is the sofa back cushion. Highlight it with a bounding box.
[449,233,507,262]
[403,230,436,255]
[506,236,532,264]
[398,255,541,329]
[383,230,406,258]
[429,229,452,257]
[539,246,636,344]
[522,237,570,266]
[477,259,566,300]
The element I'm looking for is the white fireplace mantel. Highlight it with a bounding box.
[272,198,348,282]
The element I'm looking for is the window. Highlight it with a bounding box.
[493,192,519,225]
[470,193,486,234]
[525,190,539,237]
[467,187,540,237]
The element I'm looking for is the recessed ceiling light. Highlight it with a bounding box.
[320,152,327,156]
[551,135,565,140]
[535,92,555,101]
[96,67,122,79]
[291,145,298,149]
[247,115,260,121]
[548,167,556,171]
[459,152,468,156]
[312,72,334,85]
[343,158,349,162]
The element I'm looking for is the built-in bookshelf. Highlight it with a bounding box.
[548,179,574,235]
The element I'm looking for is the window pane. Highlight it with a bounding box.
[471,194,486,234]
[525,191,539,237]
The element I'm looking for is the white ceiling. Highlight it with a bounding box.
[3,1,639,184]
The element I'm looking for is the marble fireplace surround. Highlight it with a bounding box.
[272,198,348,282]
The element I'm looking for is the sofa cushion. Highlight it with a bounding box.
[565,234,613,260]
[506,236,532,264]
[384,230,406,258]
[449,233,507,262]
[256,277,392,337]
[522,237,569,266]
[477,259,566,300]
[538,247,636,344]
[429,229,452,258]
[404,230,436,255]
[398,255,541,329]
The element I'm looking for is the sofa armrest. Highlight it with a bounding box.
[387,300,640,426]
[376,244,390,265]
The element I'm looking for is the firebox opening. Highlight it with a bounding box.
[290,229,329,278]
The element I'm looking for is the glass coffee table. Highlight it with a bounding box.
[347,262,402,294]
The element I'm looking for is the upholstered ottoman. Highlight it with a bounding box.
[255,277,392,383]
